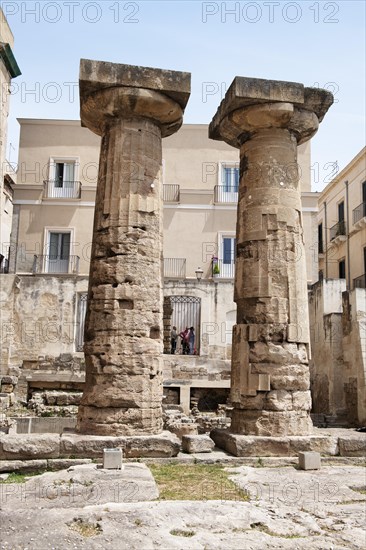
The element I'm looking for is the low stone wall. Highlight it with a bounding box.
[0,431,181,461]
[11,417,77,434]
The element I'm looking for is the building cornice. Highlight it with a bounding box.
[318,147,366,201]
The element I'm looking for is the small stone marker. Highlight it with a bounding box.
[182,434,214,454]
[103,448,123,470]
[298,451,321,470]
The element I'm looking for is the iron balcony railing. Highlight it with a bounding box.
[353,274,366,289]
[330,220,346,241]
[163,184,180,202]
[212,258,235,279]
[44,180,81,199]
[163,258,186,278]
[214,185,238,203]
[32,255,80,274]
[353,201,366,224]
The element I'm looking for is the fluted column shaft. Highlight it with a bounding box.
[209,78,333,436]
[77,118,164,435]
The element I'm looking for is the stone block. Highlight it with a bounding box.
[1,384,14,393]
[338,435,366,457]
[60,431,180,459]
[103,447,123,469]
[210,429,339,457]
[168,423,198,439]
[182,435,214,454]
[1,376,17,385]
[0,459,48,473]
[298,451,321,470]
[0,434,60,460]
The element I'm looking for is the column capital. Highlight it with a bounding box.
[79,59,191,137]
[209,76,333,148]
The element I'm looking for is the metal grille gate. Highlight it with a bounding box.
[170,296,201,354]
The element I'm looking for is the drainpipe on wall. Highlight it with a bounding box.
[345,180,351,290]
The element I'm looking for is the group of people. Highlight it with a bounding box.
[170,326,195,355]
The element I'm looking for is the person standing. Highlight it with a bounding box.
[170,326,178,354]
[179,327,189,354]
[188,326,195,355]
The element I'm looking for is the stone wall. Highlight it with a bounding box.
[0,274,88,381]
[309,279,366,425]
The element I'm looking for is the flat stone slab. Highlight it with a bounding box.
[182,434,214,454]
[0,463,158,509]
[338,435,366,457]
[60,431,180,458]
[210,429,341,457]
[0,434,61,460]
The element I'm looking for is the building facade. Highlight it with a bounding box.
[309,147,366,426]
[0,8,21,272]
[317,147,366,288]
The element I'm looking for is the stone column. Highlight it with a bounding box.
[76,60,190,435]
[210,78,333,436]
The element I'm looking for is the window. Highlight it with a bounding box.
[338,201,345,222]
[54,162,75,188]
[220,236,236,278]
[318,223,323,254]
[75,293,88,351]
[46,158,80,198]
[215,163,239,203]
[222,165,239,192]
[46,231,71,273]
[339,259,346,279]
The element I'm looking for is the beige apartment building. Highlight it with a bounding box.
[0,8,21,273]
[317,146,366,288]
[2,119,317,412]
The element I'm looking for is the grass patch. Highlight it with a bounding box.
[170,529,195,537]
[250,522,301,539]
[149,463,248,501]
[350,486,366,494]
[68,518,102,538]
[0,471,45,484]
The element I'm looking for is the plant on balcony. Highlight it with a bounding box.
[212,256,220,276]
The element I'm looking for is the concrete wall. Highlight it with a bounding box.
[309,279,366,425]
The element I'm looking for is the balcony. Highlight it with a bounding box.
[353,274,366,289]
[353,201,366,228]
[33,255,80,274]
[163,184,180,202]
[164,258,186,278]
[214,185,238,204]
[212,258,235,279]
[330,220,346,244]
[43,180,81,199]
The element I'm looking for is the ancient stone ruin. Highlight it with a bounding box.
[76,59,190,435]
[209,77,333,438]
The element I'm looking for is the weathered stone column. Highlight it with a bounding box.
[76,59,190,435]
[210,78,333,437]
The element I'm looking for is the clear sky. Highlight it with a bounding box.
[3,0,365,191]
